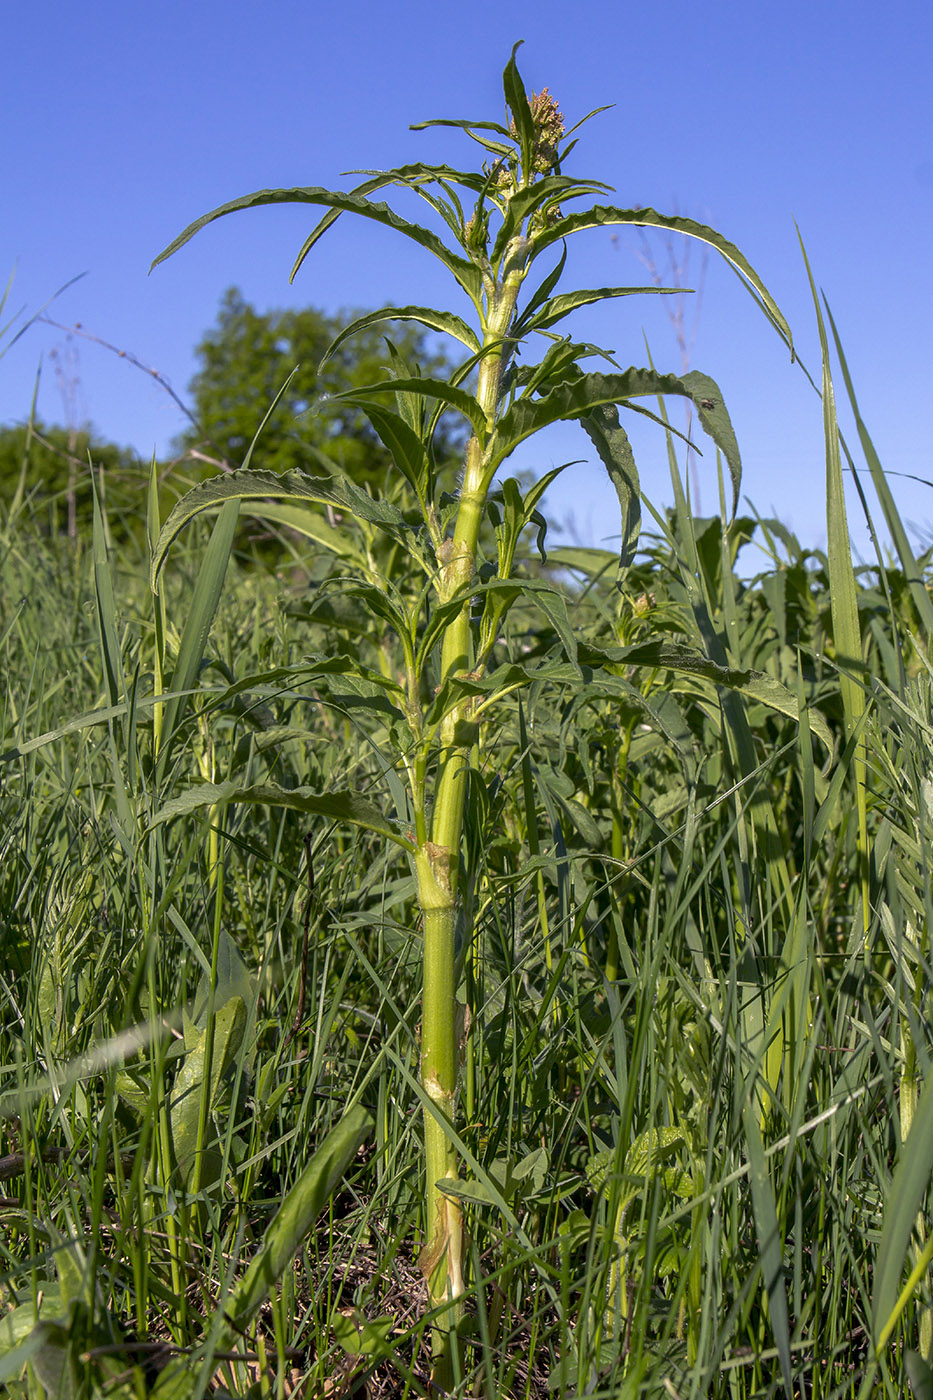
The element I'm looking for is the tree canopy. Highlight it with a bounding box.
[178,288,463,487]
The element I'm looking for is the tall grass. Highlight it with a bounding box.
[2,86,933,1400]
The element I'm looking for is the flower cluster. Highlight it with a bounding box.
[508,87,565,176]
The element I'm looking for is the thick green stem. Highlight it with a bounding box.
[415,259,528,1372]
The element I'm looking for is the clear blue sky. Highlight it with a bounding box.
[4,0,932,558]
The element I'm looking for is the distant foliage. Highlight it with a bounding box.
[179,287,465,485]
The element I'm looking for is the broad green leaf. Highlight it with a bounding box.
[350,402,432,502]
[332,1309,396,1358]
[578,638,834,755]
[490,370,742,500]
[580,402,640,571]
[0,1288,65,1358]
[320,304,481,362]
[225,1103,373,1329]
[150,468,406,590]
[169,997,247,1184]
[533,206,793,352]
[905,1351,933,1400]
[148,780,415,851]
[502,42,535,174]
[150,185,483,302]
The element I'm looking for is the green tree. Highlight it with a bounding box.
[179,288,463,486]
[0,420,147,539]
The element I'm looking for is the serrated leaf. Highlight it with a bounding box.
[680,370,743,517]
[581,402,640,572]
[150,468,406,591]
[490,369,741,490]
[148,780,415,851]
[516,283,682,336]
[151,185,483,302]
[321,305,480,363]
[322,375,486,438]
[533,205,793,353]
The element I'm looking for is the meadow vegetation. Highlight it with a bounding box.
[1,47,933,1400]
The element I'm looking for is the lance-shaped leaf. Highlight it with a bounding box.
[680,370,743,516]
[580,402,640,572]
[150,468,407,591]
[502,42,536,176]
[150,185,484,303]
[351,402,433,502]
[532,205,793,353]
[490,369,742,512]
[169,997,247,1185]
[321,375,488,437]
[289,163,490,280]
[320,304,481,364]
[514,283,684,337]
[148,780,416,852]
[490,175,614,263]
[578,637,834,756]
[151,1104,373,1400]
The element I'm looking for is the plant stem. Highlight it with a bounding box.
[415,259,527,1368]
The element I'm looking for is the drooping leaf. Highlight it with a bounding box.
[491,370,741,505]
[321,375,487,438]
[533,205,793,353]
[580,402,640,572]
[150,185,483,302]
[680,370,743,517]
[514,282,683,336]
[320,305,480,363]
[150,468,406,591]
[287,164,490,280]
[578,637,834,755]
[148,780,415,851]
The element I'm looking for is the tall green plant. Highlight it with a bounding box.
[148,44,796,1382]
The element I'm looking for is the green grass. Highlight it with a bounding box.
[2,344,932,1398]
[1,54,932,1396]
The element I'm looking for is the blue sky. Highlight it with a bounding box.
[4,0,932,558]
